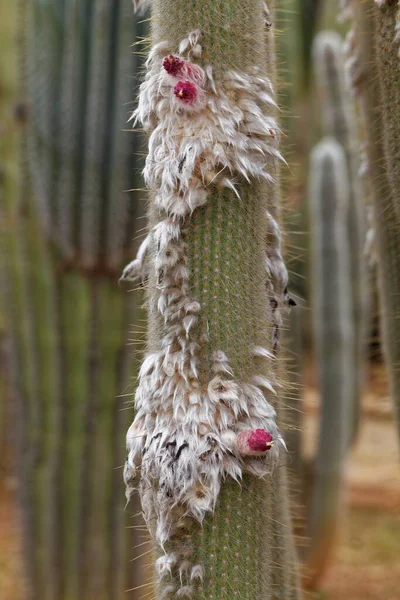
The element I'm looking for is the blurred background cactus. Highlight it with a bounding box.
[281,23,368,590]
[1,1,148,599]
[305,137,353,585]
[1,1,400,600]
[312,30,367,444]
[351,0,400,445]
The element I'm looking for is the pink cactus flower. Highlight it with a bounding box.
[174,81,198,104]
[236,429,274,456]
[163,55,185,77]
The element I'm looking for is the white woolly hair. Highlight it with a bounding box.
[132,0,151,15]
[124,29,288,596]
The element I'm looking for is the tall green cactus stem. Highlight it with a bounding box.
[123,1,302,599]
[0,1,150,599]
[0,0,18,476]
[306,138,353,585]
[313,31,366,443]
[3,199,143,600]
[373,0,400,223]
[25,0,145,272]
[348,0,400,448]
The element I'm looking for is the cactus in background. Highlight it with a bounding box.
[346,0,400,447]
[26,0,143,272]
[305,138,353,586]
[373,0,400,224]
[0,1,148,599]
[298,0,324,86]
[0,2,16,478]
[123,1,302,599]
[313,30,367,443]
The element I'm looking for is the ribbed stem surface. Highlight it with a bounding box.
[306,138,353,585]
[313,31,366,443]
[1,1,148,598]
[24,0,144,272]
[352,0,400,448]
[142,1,301,599]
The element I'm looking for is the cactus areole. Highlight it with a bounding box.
[123,1,297,598]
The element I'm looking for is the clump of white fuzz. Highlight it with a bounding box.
[124,29,287,597]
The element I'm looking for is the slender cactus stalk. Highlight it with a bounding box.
[373,0,400,223]
[347,0,400,449]
[306,138,353,586]
[1,1,149,599]
[313,30,367,443]
[0,0,18,477]
[123,1,302,599]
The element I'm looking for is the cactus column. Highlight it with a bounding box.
[306,138,353,586]
[371,0,400,443]
[348,0,400,448]
[124,1,302,599]
[1,1,148,599]
[313,31,367,443]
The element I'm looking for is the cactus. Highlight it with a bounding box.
[25,0,144,272]
[313,30,367,443]
[0,0,17,476]
[123,1,302,599]
[0,1,149,599]
[373,0,400,224]
[346,0,400,447]
[305,138,354,585]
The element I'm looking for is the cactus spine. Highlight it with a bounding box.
[1,1,148,599]
[123,1,302,599]
[313,30,366,443]
[306,138,353,584]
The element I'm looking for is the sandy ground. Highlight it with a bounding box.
[304,363,400,599]
[1,364,399,600]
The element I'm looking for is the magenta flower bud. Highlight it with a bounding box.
[163,55,185,77]
[236,429,274,456]
[173,81,198,104]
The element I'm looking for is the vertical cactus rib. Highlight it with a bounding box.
[105,6,145,271]
[80,0,114,269]
[0,158,39,600]
[56,273,90,600]
[124,1,301,598]
[306,138,354,585]
[56,0,94,259]
[108,298,140,599]
[313,30,367,443]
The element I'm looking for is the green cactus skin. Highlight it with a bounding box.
[2,204,143,600]
[282,304,305,498]
[349,0,400,449]
[306,138,354,585]
[25,0,145,273]
[0,0,17,477]
[313,30,367,444]
[0,1,149,599]
[131,1,302,599]
[374,0,400,224]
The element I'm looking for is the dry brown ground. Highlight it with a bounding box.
[1,363,399,600]
[305,363,400,600]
